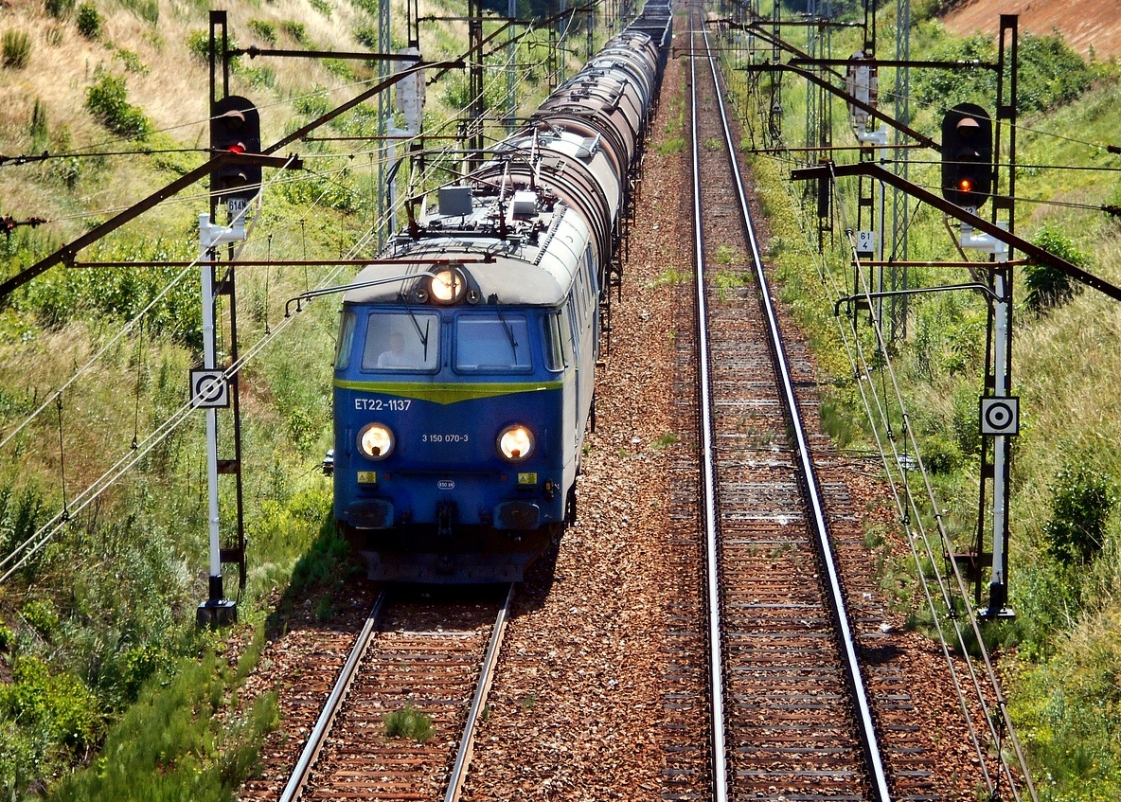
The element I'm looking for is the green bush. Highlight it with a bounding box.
[1017,33,1097,113]
[942,312,986,376]
[118,0,158,24]
[912,0,950,22]
[1024,227,1088,314]
[910,35,996,110]
[293,89,331,119]
[950,386,981,458]
[288,516,358,594]
[44,122,81,189]
[76,3,101,39]
[1010,624,1121,799]
[29,97,49,147]
[0,656,101,752]
[276,171,361,214]
[44,0,75,19]
[185,29,210,61]
[20,599,60,638]
[0,487,46,578]
[247,19,277,43]
[0,720,38,797]
[113,48,148,74]
[1044,462,1118,565]
[186,29,240,64]
[84,72,152,139]
[919,431,962,474]
[280,20,308,45]
[47,651,278,802]
[20,255,200,348]
[2,30,32,69]
[912,31,1095,115]
[355,26,378,49]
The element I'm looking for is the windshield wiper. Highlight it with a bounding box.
[401,294,430,358]
[496,309,519,362]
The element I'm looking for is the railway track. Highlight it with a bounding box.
[669,8,944,799]
[275,584,512,802]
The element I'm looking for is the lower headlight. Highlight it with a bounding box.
[358,423,395,460]
[497,424,534,462]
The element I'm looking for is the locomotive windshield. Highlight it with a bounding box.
[361,311,439,371]
[455,314,533,372]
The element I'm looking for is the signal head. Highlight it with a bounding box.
[940,102,993,210]
[210,95,261,211]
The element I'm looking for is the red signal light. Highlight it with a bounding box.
[223,143,246,155]
[958,177,973,192]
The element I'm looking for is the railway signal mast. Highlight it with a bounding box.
[787,17,1024,621]
[196,94,262,627]
[189,6,448,624]
[197,12,259,626]
[846,52,887,317]
[196,211,247,627]
[777,13,1121,622]
[939,102,1015,619]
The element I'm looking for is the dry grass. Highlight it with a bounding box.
[0,0,358,217]
[1,321,152,490]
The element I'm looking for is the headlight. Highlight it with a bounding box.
[430,266,466,304]
[358,423,395,460]
[497,424,534,462]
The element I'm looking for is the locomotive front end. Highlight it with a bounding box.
[332,259,574,583]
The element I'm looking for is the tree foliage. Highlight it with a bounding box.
[912,31,1096,114]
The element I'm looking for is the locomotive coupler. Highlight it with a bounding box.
[436,500,457,538]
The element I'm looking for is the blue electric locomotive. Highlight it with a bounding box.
[328,7,672,582]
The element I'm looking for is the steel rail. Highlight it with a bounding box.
[689,10,730,802]
[277,585,511,802]
[278,590,388,802]
[443,583,515,802]
[700,24,894,802]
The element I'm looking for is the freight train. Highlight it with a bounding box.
[326,3,673,582]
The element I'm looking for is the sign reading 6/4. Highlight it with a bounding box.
[979,396,1019,436]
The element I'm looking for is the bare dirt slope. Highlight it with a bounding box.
[942,0,1121,60]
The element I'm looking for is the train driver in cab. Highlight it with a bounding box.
[377,331,413,368]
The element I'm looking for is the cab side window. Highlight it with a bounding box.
[335,311,356,370]
[564,296,579,360]
[543,310,566,371]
